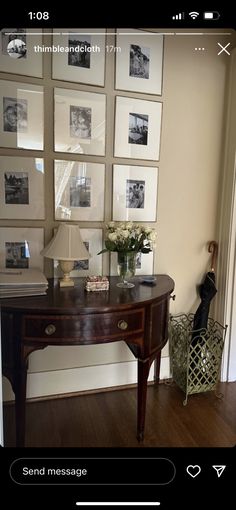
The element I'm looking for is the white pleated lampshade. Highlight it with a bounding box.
[41,223,89,261]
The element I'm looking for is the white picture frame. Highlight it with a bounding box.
[0,227,44,270]
[113,164,158,222]
[52,28,106,86]
[0,28,43,77]
[54,160,105,221]
[110,250,154,276]
[54,228,103,277]
[54,87,106,156]
[0,80,44,150]
[0,156,45,219]
[114,96,162,160]
[115,29,163,95]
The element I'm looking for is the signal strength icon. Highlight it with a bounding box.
[172,13,184,20]
[189,11,200,19]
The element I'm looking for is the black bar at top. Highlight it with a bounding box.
[0,6,235,30]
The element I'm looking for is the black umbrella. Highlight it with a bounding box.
[192,241,218,344]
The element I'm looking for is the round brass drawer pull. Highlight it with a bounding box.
[118,320,128,330]
[45,324,56,336]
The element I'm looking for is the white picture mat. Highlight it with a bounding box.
[114,96,162,160]
[0,28,43,77]
[54,87,106,155]
[0,156,45,219]
[0,227,44,270]
[113,164,158,221]
[110,250,154,276]
[53,29,105,86]
[0,80,44,150]
[115,29,163,95]
[54,228,103,277]
[54,160,105,221]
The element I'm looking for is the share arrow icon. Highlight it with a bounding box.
[212,465,226,478]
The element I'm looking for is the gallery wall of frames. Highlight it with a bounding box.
[0,28,163,278]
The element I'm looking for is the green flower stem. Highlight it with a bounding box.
[117,251,137,283]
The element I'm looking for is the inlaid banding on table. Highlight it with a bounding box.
[22,309,145,343]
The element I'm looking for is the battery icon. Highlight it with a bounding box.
[204,11,220,19]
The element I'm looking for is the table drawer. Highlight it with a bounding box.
[22,309,145,344]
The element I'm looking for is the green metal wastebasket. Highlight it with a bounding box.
[169,313,227,405]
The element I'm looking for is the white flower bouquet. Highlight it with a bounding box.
[98,221,157,255]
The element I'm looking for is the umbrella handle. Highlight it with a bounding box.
[208,241,218,272]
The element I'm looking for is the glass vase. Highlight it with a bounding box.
[117,251,136,288]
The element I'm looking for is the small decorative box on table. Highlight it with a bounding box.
[85,275,109,292]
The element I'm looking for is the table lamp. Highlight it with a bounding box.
[41,223,89,287]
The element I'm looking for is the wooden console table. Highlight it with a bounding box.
[1,275,174,447]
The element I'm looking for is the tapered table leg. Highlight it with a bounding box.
[14,365,27,447]
[137,358,151,441]
[154,351,161,384]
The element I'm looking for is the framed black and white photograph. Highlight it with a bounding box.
[0,28,43,77]
[70,177,91,207]
[52,29,105,86]
[128,113,148,146]
[54,88,106,155]
[110,250,154,276]
[114,96,162,160]
[126,179,145,209]
[3,97,28,133]
[0,227,44,270]
[5,172,29,204]
[54,160,105,221]
[0,156,45,219]
[115,29,163,95]
[54,228,103,278]
[0,80,44,150]
[70,106,91,138]
[74,241,90,271]
[112,165,158,221]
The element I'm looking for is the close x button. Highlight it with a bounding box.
[217,42,231,55]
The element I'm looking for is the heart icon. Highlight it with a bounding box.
[186,465,201,478]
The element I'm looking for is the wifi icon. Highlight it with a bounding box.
[189,11,199,19]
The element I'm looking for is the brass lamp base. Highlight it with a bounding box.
[59,260,75,287]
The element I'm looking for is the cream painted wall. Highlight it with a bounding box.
[157,34,229,312]
[216,49,236,381]
[1,31,232,401]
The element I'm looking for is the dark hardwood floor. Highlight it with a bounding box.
[3,381,236,447]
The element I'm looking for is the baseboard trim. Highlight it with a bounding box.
[3,357,170,402]
[4,380,160,406]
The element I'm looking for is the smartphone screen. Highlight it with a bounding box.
[0,6,235,509]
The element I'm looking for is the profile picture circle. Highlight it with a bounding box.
[7,38,26,59]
